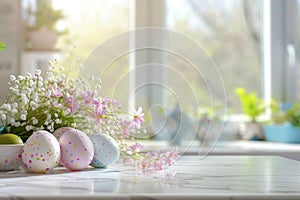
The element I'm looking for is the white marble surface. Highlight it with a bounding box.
[0,156,300,199]
[143,140,300,160]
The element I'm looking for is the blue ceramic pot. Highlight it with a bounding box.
[263,123,300,143]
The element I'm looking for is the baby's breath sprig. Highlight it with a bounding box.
[0,60,145,146]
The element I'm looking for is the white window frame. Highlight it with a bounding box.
[130,0,167,110]
[263,0,298,107]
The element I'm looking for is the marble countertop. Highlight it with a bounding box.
[142,140,300,161]
[0,156,300,199]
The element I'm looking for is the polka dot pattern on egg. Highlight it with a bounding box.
[22,131,61,173]
[59,129,94,171]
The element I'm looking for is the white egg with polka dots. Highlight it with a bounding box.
[22,131,60,173]
[89,134,120,168]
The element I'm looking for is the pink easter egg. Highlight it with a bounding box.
[59,129,94,171]
[22,131,60,173]
[53,127,76,140]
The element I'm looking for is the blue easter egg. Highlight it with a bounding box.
[89,134,119,168]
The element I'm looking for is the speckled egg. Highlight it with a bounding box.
[59,129,94,170]
[22,131,60,173]
[53,127,75,140]
[89,134,120,168]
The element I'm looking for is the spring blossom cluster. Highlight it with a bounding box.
[0,60,179,170]
[125,142,179,170]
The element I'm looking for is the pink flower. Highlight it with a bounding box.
[138,157,151,170]
[112,99,121,107]
[152,160,163,170]
[92,91,100,106]
[94,104,108,124]
[65,96,78,113]
[164,147,180,166]
[54,87,63,98]
[82,91,100,106]
[81,91,91,104]
[131,106,145,129]
[102,97,112,106]
[151,150,164,170]
[121,120,133,138]
[130,142,143,155]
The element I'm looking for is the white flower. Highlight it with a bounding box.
[10,118,15,124]
[38,81,43,87]
[13,122,21,127]
[29,79,34,86]
[20,114,26,121]
[12,102,18,108]
[17,75,24,81]
[32,93,38,102]
[2,104,11,111]
[10,87,18,95]
[1,114,6,121]
[20,94,28,104]
[26,72,32,78]
[35,69,41,76]
[55,119,62,124]
[10,75,16,81]
[32,117,38,125]
[30,101,38,110]
[11,108,18,113]
[25,125,33,131]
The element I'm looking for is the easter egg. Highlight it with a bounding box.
[89,134,120,168]
[59,129,94,170]
[22,131,60,173]
[53,127,75,140]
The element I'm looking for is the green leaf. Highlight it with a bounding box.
[0,41,6,51]
[286,103,300,127]
[235,87,265,122]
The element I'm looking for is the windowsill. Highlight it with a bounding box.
[139,140,300,161]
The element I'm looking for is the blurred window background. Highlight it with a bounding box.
[0,0,299,141]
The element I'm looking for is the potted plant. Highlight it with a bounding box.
[25,0,67,51]
[0,41,6,51]
[235,87,265,140]
[263,103,300,143]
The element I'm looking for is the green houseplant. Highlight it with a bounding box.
[235,87,265,140]
[263,103,300,143]
[0,41,6,51]
[25,0,67,50]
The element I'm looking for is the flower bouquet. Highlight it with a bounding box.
[0,60,179,172]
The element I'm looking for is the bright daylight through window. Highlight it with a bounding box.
[0,0,299,145]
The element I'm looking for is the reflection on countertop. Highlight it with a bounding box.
[0,156,300,199]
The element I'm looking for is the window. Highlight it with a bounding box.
[21,0,131,107]
[166,0,262,114]
[1,0,299,140]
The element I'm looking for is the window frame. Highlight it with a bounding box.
[263,0,298,107]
